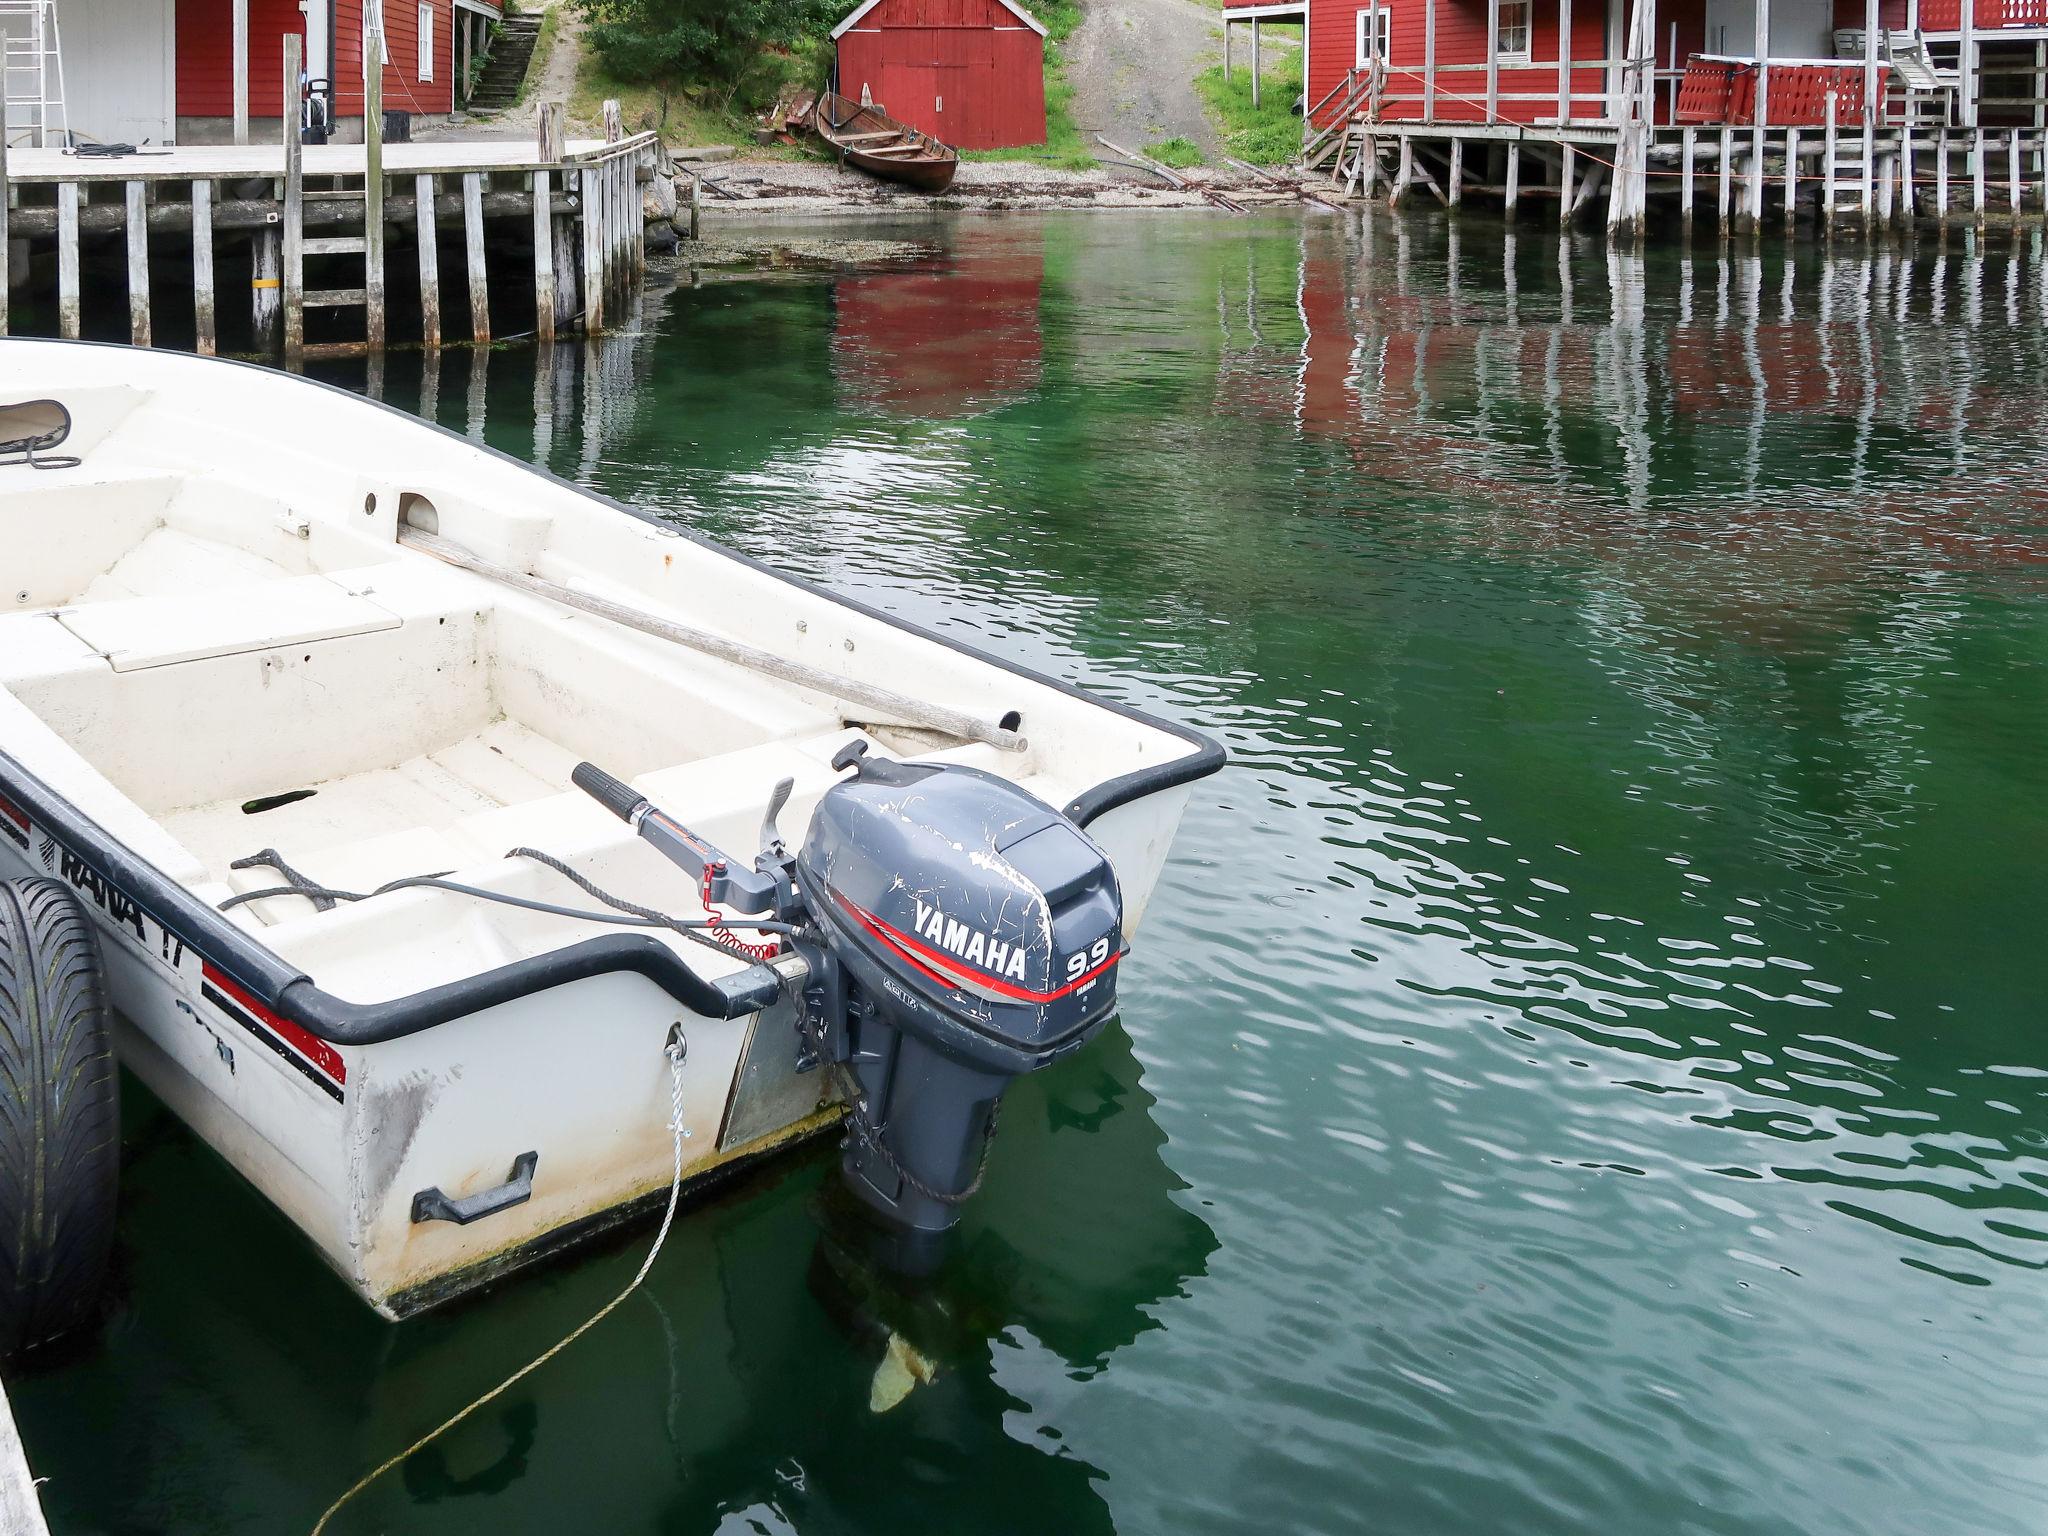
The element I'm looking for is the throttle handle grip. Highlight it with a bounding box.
[572,761,645,824]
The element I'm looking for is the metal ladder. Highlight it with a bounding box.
[0,0,66,147]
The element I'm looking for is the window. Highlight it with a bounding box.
[365,0,391,67]
[1354,5,1389,67]
[418,3,435,80]
[1495,0,1530,61]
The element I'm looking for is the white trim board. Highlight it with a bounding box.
[831,0,1049,40]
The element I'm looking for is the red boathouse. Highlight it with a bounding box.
[831,0,1049,150]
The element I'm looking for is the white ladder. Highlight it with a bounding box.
[0,0,65,147]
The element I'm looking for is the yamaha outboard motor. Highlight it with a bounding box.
[573,740,1123,1255]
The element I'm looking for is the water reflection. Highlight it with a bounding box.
[41,211,2044,1536]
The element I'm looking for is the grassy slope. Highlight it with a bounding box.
[1194,51,1303,166]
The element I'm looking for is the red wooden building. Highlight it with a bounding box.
[832,0,1048,150]
[173,0,485,141]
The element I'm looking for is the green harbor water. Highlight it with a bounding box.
[14,212,2048,1535]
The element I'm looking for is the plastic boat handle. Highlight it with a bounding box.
[396,526,1027,753]
[411,1151,539,1225]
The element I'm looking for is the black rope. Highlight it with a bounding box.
[230,848,337,912]
[217,848,799,963]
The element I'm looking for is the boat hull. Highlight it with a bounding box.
[0,342,1218,1316]
[815,89,961,193]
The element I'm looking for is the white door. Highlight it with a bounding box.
[1705,0,1832,56]
[59,0,176,145]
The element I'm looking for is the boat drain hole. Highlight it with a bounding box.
[399,492,439,535]
[242,789,318,816]
[999,710,1022,733]
[363,492,377,516]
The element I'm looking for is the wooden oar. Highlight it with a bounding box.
[398,527,1028,753]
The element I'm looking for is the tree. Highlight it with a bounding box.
[577,0,838,90]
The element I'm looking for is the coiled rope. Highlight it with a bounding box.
[310,1029,693,1536]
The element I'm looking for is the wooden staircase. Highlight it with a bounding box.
[466,13,544,113]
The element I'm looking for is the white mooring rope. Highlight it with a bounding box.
[311,1030,693,1536]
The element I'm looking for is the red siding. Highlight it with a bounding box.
[176,0,453,120]
[836,0,1046,149]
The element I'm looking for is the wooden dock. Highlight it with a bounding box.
[0,41,656,363]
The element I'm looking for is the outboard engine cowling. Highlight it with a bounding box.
[796,741,1123,1239]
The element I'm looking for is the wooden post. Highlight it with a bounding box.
[1753,0,1771,233]
[56,181,78,339]
[1682,126,1696,228]
[532,171,554,344]
[1900,124,1916,220]
[463,171,489,343]
[1223,18,1231,82]
[688,169,702,237]
[1863,0,1878,221]
[1485,0,1500,122]
[1391,137,1413,208]
[253,229,281,351]
[1252,22,1261,108]
[1422,0,1436,121]
[581,164,602,333]
[1936,127,1949,219]
[365,47,385,351]
[2010,127,2022,211]
[1718,126,1733,237]
[283,34,303,364]
[1876,148,1895,220]
[233,0,250,146]
[1961,0,1978,128]
[1783,126,1798,225]
[1559,0,1573,123]
[125,181,150,346]
[1447,136,1463,206]
[416,172,441,347]
[192,179,215,354]
[1824,91,1838,232]
[0,127,10,335]
[1560,143,1576,224]
[1973,127,1987,224]
[602,98,624,144]
[537,101,565,162]
[553,203,579,333]
[1505,143,1520,218]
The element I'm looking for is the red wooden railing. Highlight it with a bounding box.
[1918,0,2048,27]
[1674,56,1872,126]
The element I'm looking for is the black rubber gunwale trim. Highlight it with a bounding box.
[0,340,1226,1045]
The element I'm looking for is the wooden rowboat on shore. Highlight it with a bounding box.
[813,90,959,194]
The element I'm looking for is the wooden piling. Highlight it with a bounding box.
[252,228,281,350]
[1447,137,1463,208]
[552,207,579,334]
[416,172,441,347]
[603,98,623,144]
[56,181,78,339]
[1504,144,1520,221]
[1875,149,1895,222]
[1559,144,1575,226]
[125,180,150,346]
[532,170,554,344]
[537,102,566,163]
[2010,127,2022,212]
[1936,128,1950,221]
[1681,127,1696,229]
[1718,128,1733,238]
[282,34,303,364]
[581,165,602,333]
[192,179,215,354]
[1391,137,1413,208]
[1784,127,1799,226]
[463,171,489,343]
[1973,128,1987,225]
[0,128,10,335]
[365,55,386,352]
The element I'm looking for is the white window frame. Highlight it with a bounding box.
[419,2,435,80]
[1495,0,1531,63]
[1355,5,1390,67]
[365,0,391,68]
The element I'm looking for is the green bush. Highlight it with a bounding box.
[576,0,838,94]
[1194,62,1302,166]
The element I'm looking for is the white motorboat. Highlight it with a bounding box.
[0,340,1221,1322]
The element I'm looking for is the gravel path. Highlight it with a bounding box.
[1063,0,1295,158]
